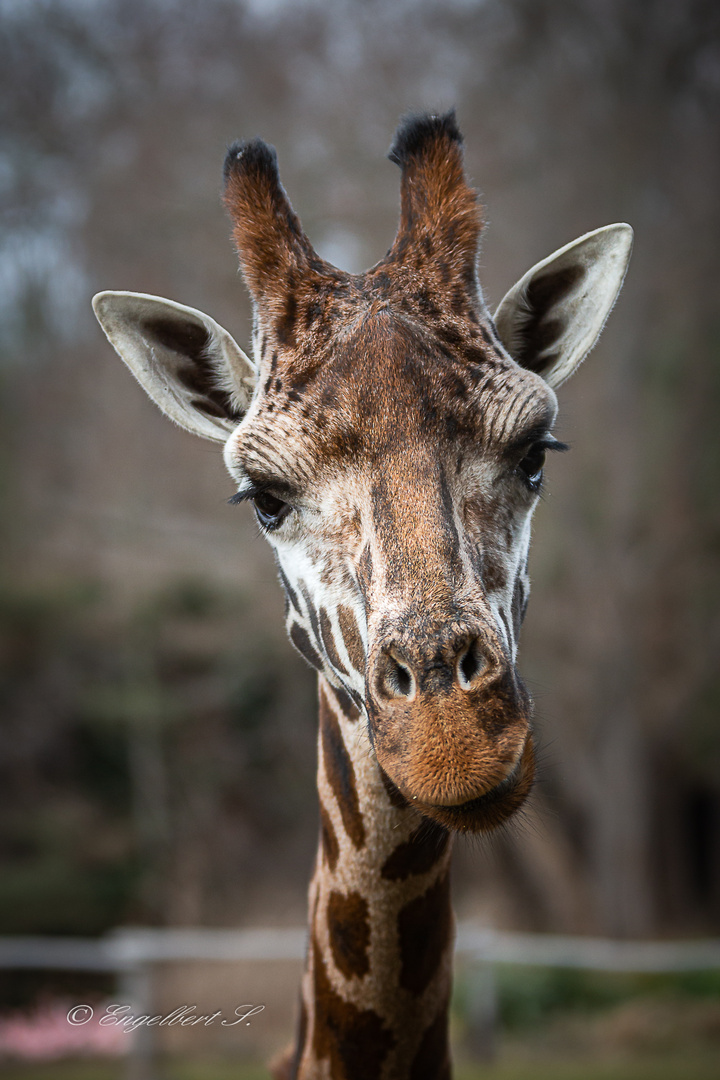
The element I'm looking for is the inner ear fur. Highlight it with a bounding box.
[493,223,633,388]
[92,291,256,442]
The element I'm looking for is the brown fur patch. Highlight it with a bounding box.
[320,687,366,849]
[300,591,325,657]
[481,552,508,594]
[512,575,528,641]
[327,890,371,979]
[289,621,323,672]
[312,939,395,1080]
[319,799,339,872]
[398,872,452,995]
[379,766,410,810]
[277,563,302,615]
[357,545,373,590]
[381,824,450,881]
[409,1003,451,1080]
[338,604,365,673]
[320,607,349,675]
[330,682,361,723]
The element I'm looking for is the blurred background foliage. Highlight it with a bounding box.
[0,0,719,966]
[0,578,317,943]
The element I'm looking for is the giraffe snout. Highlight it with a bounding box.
[366,621,534,832]
[373,632,495,702]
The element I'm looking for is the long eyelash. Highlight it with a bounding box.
[507,429,570,459]
[227,479,279,505]
[227,489,256,505]
[542,437,570,453]
[229,473,301,507]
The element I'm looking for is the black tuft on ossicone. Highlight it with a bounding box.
[223,137,279,184]
[388,110,463,168]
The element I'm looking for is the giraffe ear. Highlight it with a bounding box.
[493,224,633,389]
[92,291,256,442]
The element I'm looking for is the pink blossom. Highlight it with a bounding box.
[0,1001,126,1060]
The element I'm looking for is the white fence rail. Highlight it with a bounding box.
[3,923,719,971]
[455,925,720,971]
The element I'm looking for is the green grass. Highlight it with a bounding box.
[164,1063,268,1080]
[0,1067,123,1080]
[455,964,720,1034]
[0,1062,265,1080]
[455,1062,720,1080]
[455,1059,720,1080]
[0,1056,719,1080]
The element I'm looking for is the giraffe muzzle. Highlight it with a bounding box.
[367,631,534,833]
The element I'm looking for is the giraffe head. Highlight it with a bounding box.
[93,112,632,834]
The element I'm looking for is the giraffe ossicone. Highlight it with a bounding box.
[93,111,632,1080]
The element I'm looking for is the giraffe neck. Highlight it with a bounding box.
[287,677,455,1080]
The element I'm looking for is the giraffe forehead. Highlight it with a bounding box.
[237,308,556,485]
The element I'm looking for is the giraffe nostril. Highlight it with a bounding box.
[457,638,487,689]
[379,651,416,700]
[394,664,412,696]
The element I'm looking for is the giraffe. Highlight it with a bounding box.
[93,112,632,1080]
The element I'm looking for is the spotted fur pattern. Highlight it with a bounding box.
[280,683,454,1080]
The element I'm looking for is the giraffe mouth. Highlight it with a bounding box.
[417,737,535,834]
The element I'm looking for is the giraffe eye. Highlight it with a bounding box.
[517,445,547,491]
[253,491,291,529]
